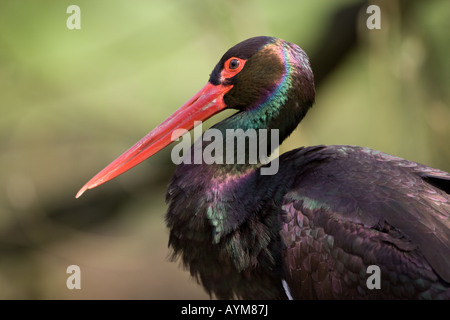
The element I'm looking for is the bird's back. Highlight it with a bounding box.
[279,145,450,299]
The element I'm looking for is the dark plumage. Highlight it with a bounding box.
[77,36,450,299]
[166,144,450,299]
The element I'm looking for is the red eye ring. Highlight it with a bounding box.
[221,57,246,80]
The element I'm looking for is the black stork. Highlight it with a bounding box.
[77,36,450,299]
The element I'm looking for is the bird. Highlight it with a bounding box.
[76,36,450,299]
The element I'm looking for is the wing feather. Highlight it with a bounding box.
[279,145,450,299]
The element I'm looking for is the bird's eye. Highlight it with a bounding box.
[229,59,240,70]
[221,57,246,80]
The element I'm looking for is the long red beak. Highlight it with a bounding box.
[76,82,232,198]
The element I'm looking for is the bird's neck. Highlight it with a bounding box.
[167,98,305,240]
[205,91,304,169]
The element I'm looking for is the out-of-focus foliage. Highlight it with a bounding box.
[0,0,449,299]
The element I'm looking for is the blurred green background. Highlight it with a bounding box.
[0,0,449,299]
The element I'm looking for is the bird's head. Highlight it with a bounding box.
[76,36,315,198]
[210,36,315,113]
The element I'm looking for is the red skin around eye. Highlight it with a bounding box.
[221,57,246,80]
